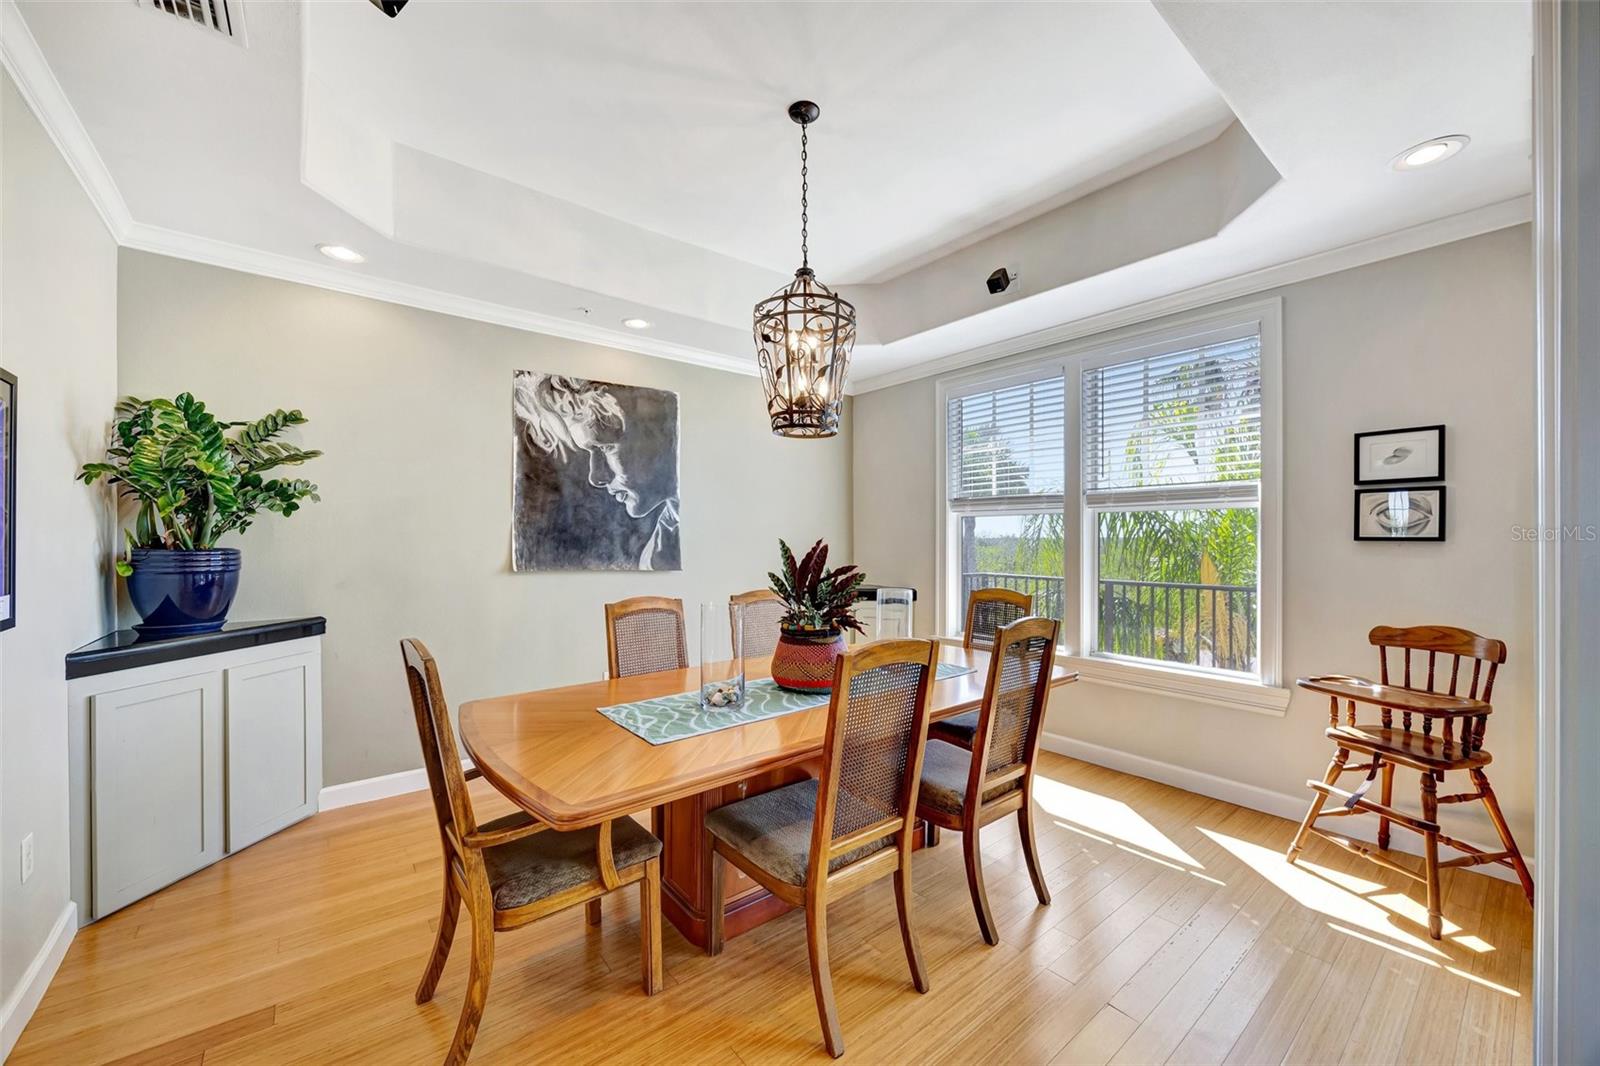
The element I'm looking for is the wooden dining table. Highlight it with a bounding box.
[460,643,1078,950]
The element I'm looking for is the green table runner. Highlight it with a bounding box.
[599,662,975,746]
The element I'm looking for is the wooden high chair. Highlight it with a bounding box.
[1287,625,1533,939]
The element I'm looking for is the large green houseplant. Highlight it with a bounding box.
[766,538,864,693]
[79,393,321,634]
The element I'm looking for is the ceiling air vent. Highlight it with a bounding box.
[136,0,244,42]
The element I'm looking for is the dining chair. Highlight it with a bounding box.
[604,596,688,678]
[916,616,1058,945]
[703,638,940,1058]
[401,639,663,1065]
[604,597,688,841]
[929,586,1036,750]
[731,588,786,660]
[962,586,1032,650]
[1287,625,1533,939]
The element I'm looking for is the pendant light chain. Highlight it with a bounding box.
[799,120,809,271]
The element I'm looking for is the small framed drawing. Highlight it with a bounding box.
[1354,486,1446,542]
[1354,424,1445,484]
[0,368,14,630]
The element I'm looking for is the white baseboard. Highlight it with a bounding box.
[1040,732,1528,886]
[0,901,77,1060]
[318,758,473,812]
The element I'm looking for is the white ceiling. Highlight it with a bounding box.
[10,0,1532,389]
[304,0,1232,283]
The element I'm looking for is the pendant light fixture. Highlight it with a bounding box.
[753,100,856,439]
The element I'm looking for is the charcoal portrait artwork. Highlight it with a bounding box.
[512,371,681,571]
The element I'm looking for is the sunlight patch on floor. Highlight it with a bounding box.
[1033,776,1202,867]
[1445,966,1520,996]
[1369,889,1465,939]
[1325,925,1519,997]
[1200,828,1451,958]
[1329,922,1442,965]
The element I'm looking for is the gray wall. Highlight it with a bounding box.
[853,226,1537,849]
[115,251,854,786]
[0,72,118,1016]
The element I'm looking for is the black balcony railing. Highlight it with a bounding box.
[1098,578,1257,673]
[960,571,1066,624]
[961,572,1258,673]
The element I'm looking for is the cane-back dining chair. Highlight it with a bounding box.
[703,638,940,1058]
[962,587,1032,650]
[603,597,688,840]
[731,588,787,660]
[929,587,1037,750]
[1287,625,1533,939]
[401,639,663,1065]
[603,596,688,678]
[917,616,1059,945]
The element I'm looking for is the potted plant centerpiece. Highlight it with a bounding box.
[79,393,322,635]
[767,538,865,693]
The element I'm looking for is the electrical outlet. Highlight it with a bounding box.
[20,833,34,884]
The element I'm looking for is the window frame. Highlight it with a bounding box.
[939,364,1068,645]
[934,299,1286,714]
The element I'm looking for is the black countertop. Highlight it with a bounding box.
[65,617,327,680]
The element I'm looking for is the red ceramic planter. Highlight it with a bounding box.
[770,626,846,693]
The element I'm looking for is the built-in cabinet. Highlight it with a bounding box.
[67,619,325,922]
[89,670,225,915]
[224,651,322,852]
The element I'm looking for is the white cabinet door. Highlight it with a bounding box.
[225,651,322,852]
[91,672,225,916]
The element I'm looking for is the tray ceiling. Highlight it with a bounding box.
[11,0,1532,387]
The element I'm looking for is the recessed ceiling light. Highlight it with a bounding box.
[316,243,365,264]
[622,317,652,330]
[1392,135,1470,171]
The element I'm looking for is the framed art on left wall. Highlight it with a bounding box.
[0,368,15,630]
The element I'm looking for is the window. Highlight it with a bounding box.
[937,301,1283,703]
[1082,332,1263,676]
[944,375,1066,630]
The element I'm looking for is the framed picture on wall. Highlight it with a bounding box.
[1353,424,1445,484]
[1354,485,1447,542]
[510,371,681,572]
[0,368,14,630]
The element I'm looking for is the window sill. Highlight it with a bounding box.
[1061,654,1292,717]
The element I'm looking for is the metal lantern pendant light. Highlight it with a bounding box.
[754,100,856,439]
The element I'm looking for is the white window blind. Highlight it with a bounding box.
[1082,334,1261,508]
[946,376,1065,508]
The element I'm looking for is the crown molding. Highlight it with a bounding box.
[851,194,1534,395]
[0,0,132,240]
[119,222,759,378]
[0,0,1530,391]
[0,2,756,379]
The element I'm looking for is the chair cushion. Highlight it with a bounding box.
[704,779,892,887]
[481,814,661,912]
[917,739,1022,816]
[929,710,979,748]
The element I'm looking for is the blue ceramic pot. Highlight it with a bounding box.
[127,548,242,635]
